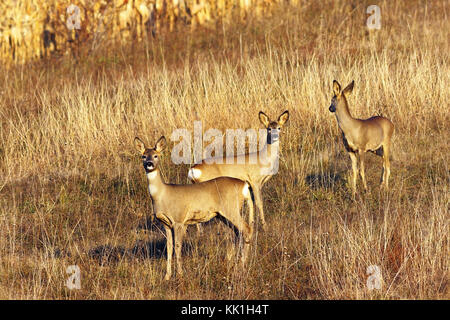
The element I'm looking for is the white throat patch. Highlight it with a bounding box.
[146,170,157,180]
[146,171,158,196]
[148,184,158,196]
[188,168,202,181]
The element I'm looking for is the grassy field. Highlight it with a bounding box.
[0,0,448,299]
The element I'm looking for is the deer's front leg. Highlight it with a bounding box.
[349,152,358,198]
[253,186,266,231]
[164,225,173,280]
[358,150,368,191]
[174,224,187,277]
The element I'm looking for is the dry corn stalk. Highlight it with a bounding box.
[0,0,299,65]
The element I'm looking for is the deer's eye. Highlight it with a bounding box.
[141,156,146,159]
[154,155,158,159]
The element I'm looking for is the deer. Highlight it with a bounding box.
[188,110,289,231]
[328,80,394,197]
[134,136,254,280]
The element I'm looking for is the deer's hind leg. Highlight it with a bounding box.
[174,224,187,277]
[247,197,255,235]
[381,141,391,189]
[219,206,253,264]
[358,150,368,191]
[253,186,266,231]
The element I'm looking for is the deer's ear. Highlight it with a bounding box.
[259,111,270,127]
[342,80,354,97]
[333,80,341,96]
[134,137,146,154]
[155,136,167,153]
[278,110,289,127]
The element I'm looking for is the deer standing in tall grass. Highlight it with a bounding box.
[135,136,254,280]
[188,110,289,231]
[328,80,394,197]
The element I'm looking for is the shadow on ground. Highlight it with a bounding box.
[305,171,345,190]
[88,218,195,265]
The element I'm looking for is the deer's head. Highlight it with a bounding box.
[258,110,289,144]
[329,80,354,113]
[134,136,167,173]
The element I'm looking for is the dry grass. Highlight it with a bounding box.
[0,0,448,299]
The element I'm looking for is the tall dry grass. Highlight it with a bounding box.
[0,0,448,299]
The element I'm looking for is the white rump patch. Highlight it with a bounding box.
[188,168,202,181]
[242,183,250,198]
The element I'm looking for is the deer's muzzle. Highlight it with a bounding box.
[144,161,155,172]
[267,129,280,144]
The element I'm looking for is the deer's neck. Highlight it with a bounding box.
[260,136,280,166]
[335,97,359,135]
[146,169,166,199]
[267,139,280,158]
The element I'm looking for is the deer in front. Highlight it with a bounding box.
[188,110,289,231]
[328,80,394,197]
[134,136,254,280]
